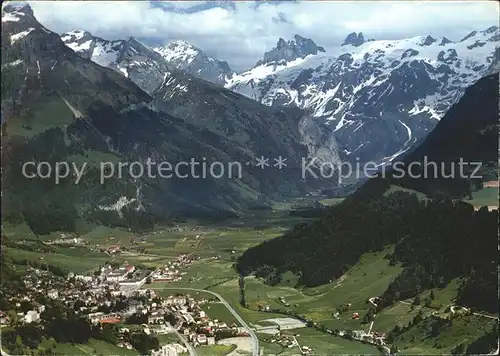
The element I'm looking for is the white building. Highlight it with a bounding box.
[151,344,178,356]
[196,334,207,344]
[24,310,40,323]
[47,290,59,299]
[171,343,187,354]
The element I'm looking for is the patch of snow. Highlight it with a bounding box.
[10,28,35,44]
[398,120,412,145]
[60,95,84,118]
[68,30,86,40]
[2,12,20,22]
[2,59,23,68]
[154,40,199,63]
[98,196,136,218]
[118,66,128,78]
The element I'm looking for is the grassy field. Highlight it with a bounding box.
[202,303,240,325]
[5,96,75,138]
[195,344,236,356]
[468,187,499,207]
[204,248,405,333]
[319,197,345,206]
[3,246,113,274]
[49,338,137,356]
[151,288,217,301]
[384,185,428,200]
[157,333,182,345]
[393,315,497,354]
[259,330,381,355]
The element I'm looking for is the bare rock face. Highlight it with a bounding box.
[342,32,365,47]
[255,34,326,66]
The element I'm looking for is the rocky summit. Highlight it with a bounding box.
[255,34,326,67]
[342,32,365,47]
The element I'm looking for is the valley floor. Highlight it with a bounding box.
[2,198,498,355]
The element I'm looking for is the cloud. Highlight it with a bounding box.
[25,0,499,71]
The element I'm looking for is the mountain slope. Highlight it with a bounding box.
[60,29,341,185]
[152,68,340,172]
[236,74,498,315]
[227,29,499,165]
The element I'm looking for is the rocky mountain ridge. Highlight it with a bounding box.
[61,30,170,95]
[255,34,326,67]
[61,30,235,91]
[37,8,500,178]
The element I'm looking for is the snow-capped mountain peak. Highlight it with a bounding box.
[155,40,199,62]
[153,40,233,85]
[439,37,454,46]
[2,3,34,18]
[255,34,326,67]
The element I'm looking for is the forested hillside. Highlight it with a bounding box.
[237,189,497,312]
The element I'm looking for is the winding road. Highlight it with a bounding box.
[166,321,198,356]
[150,287,260,356]
[0,346,12,356]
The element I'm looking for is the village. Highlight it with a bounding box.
[0,254,249,356]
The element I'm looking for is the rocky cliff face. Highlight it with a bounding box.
[342,32,365,47]
[152,69,340,188]
[256,34,326,67]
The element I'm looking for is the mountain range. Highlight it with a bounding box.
[61,31,234,93]
[227,29,499,164]
[61,23,499,169]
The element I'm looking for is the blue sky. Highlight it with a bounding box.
[23,1,500,71]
